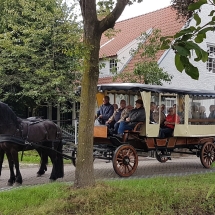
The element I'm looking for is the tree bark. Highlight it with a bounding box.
[74,0,128,188]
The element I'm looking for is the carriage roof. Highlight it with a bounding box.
[97,83,215,97]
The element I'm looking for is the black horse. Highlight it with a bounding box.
[0,102,64,186]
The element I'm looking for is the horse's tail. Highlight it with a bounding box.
[54,140,64,179]
[0,150,5,176]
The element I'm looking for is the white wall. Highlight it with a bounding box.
[99,59,110,77]
[99,28,153,77]
[160,4,215,91]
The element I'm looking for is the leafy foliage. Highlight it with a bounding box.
[0,0,83,113]
[171,0,196,20]
[114,29,173,85]
[162,0,215,80]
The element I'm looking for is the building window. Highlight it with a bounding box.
[207,44,215,73]
[109,59,117,74]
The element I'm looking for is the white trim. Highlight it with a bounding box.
[100,38,115,48]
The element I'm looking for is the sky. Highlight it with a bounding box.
[68,0,172,22]
[118,0,171,21]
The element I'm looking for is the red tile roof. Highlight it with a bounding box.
[99,6,184,84]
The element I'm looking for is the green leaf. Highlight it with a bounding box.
[194,33,205,43]
[185,41,208,62]
[184,63,199,80]
[175,53,184,72]
[194,13,201,25]
[181,34,193,41]
[201,49,209,62]
[209,10,215,16]
[160,41,170,50]
[198,27,215,35]
[188,0,207,11]
[160,36,173,42]
[174,45,190,57]
[174,26,196,38]
[179,56,199,79]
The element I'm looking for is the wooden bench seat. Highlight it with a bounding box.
[122,122,144,142]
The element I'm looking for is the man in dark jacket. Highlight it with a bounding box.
[115,99,145,138]
[97,96,114,125]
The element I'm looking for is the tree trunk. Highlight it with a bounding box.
[74,0,128,188]
[74,24,102,188]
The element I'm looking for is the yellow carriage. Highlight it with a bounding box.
[93,83,215,177]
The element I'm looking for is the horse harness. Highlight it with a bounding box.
[19,118,61,144]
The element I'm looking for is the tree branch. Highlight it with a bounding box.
[99,0,129,33]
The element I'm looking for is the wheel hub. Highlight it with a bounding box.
[123,156,130,165]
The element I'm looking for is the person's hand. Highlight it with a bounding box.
[126,117,130,122]
[106,120,111,124]
[98,115,102,119]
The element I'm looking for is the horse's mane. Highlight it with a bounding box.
[0,102,19,128]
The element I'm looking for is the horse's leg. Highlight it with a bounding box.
[0,150,5,176]
[6,152,16,186]
[10,149,22,186]
[49,141,64,181]
[48,151,57,181]
[36,149,48,177]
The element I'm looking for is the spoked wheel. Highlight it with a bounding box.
[112,144,138,177]
[155,150,168,163]
[200,142,215,168]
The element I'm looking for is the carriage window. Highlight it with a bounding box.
[150,93,159,124]
[107,93,138,109]
[178,95,185,124]
[161,95,182,124]
[114,94,129,107]
[189,95,215,125]
[163,98,176,115]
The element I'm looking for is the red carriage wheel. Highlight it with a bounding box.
[200,142,215,168]
[112,144,138,177]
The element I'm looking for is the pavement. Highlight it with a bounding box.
[1,156,215,191]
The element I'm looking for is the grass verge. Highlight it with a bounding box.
[1,173,215,214]
[12,150,71,165]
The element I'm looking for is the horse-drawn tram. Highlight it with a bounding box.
[91,83,215,177]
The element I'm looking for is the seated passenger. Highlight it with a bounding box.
[161,104,166,115]
[150,102,156,123]
[96,96,114,125]
[199,106,206,118]
[208,105,215,119]
[159,107,180,139]
[114,99,145,138]
[208,105,215,124]
[192,105,200,119]
[106,100,131,134]
[112,103,118,111]
[152,105,166,127]
[178,104,185,124]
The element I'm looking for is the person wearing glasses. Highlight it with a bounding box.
[96,96,114,125]
[159,107,180,138]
